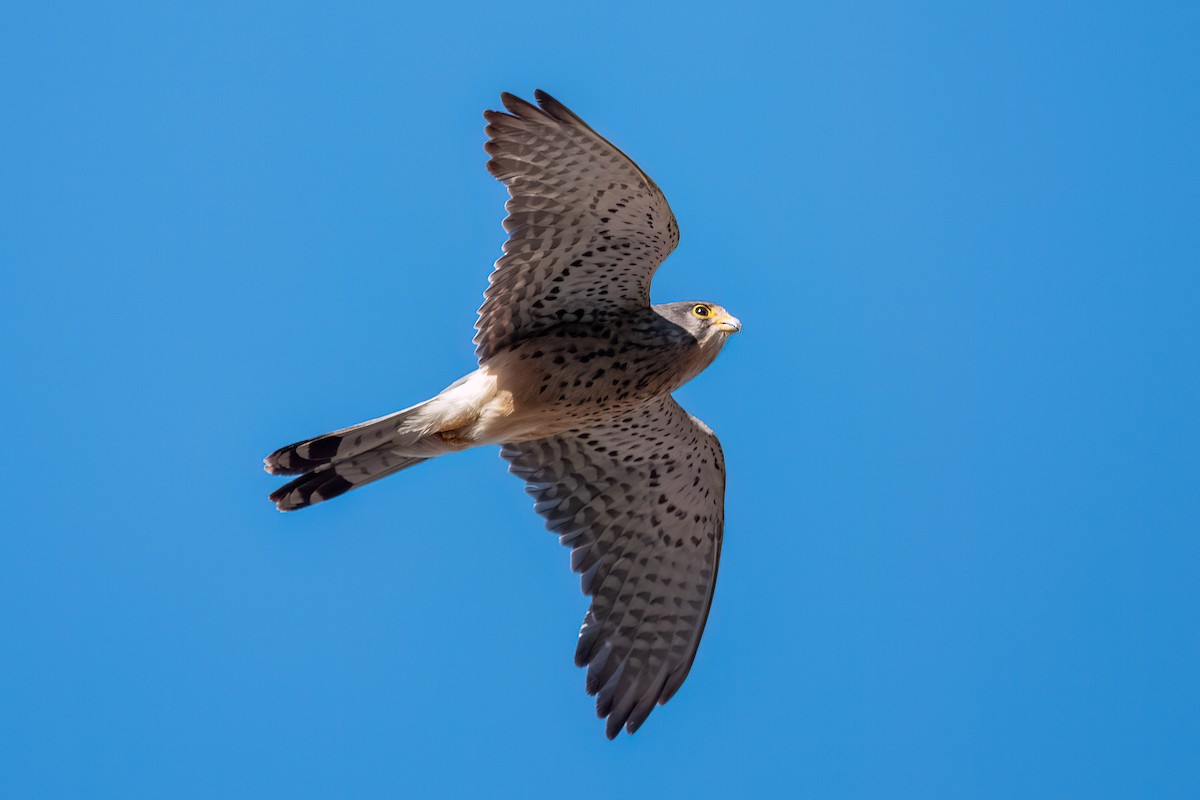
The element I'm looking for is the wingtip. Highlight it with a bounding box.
[533,89,572,122]
[499,91,537,117]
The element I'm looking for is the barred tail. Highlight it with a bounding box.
[268,449,428,511]
[263,400,435,477]
[264,399,441,511]
[264,370,494,511]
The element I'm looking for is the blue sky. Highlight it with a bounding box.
[2,1,1198,797]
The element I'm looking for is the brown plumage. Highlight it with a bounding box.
[265,91,740,738]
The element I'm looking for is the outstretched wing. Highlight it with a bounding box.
[502,396,725,738]
[477,90,681,362]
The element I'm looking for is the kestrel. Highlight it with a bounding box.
[264,91,741,738]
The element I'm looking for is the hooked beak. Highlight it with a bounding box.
[715,314,742,334]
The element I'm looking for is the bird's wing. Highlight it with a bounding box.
[476,91,680,362]
[502,396,724,738]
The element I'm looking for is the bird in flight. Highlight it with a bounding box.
[264,91,741,738]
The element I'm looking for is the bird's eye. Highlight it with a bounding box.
[691,304,712,319]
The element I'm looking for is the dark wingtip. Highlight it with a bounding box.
[658,665,688,704]
[499,91,538,117]
[533,88,560,108]
[533,89,576,124]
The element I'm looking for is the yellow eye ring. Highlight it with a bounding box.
[691,304,713,319]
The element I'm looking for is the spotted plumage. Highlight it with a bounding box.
[264,91,740,738]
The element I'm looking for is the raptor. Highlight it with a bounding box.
[264,91,741,738]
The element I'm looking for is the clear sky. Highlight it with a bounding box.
[2,1,1198,797]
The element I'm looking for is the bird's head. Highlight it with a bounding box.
[659,301,742,346]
